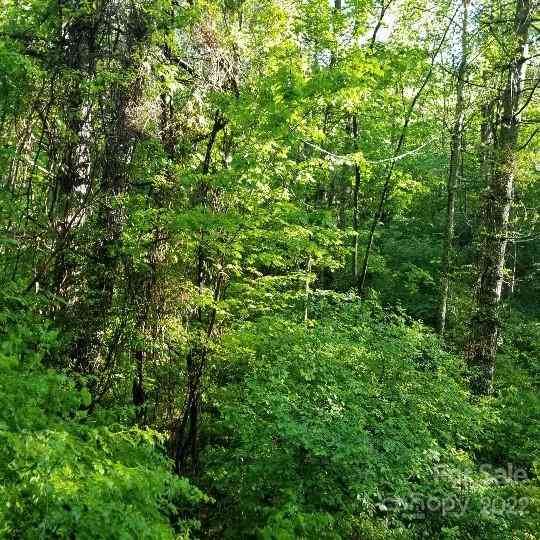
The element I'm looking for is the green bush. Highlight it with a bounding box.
[0,290,206,539]
[200,294,539,538]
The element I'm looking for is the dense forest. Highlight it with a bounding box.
[0,0,539,538]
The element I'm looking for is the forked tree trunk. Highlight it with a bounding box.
[358,14,455,293]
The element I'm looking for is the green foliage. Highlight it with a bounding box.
[477,314,540,471]
[197,293,540,538]
[0,292,205,539]
[201,295,522,538]
[0,0,538,538]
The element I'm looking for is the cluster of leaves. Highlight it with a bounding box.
[199,293,540,539]
[0,290,206,539]
[478,312,540,471]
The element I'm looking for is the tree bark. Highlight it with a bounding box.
[171,112,226,475]
[71,5,147,373]
[468,0,530,395]
[438,0,468,335]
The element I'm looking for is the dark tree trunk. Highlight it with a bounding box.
[352,115,361,287]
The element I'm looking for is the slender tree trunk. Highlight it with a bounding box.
[480,99,494,190]
[468,0,530,395]
[510,241,517,294]
[133,349,146,425]
[358,14,455,293]
[172,112,226,475]
[352,115,361,286]
[305,256,312,322]
[438,0,468,335]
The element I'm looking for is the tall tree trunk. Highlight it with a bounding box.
[171,111,226,475]
[438,0,468,335]
[468,0,530,395]
[72,5,147,373]
[47,10,96,299]
[352,115,361,286]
